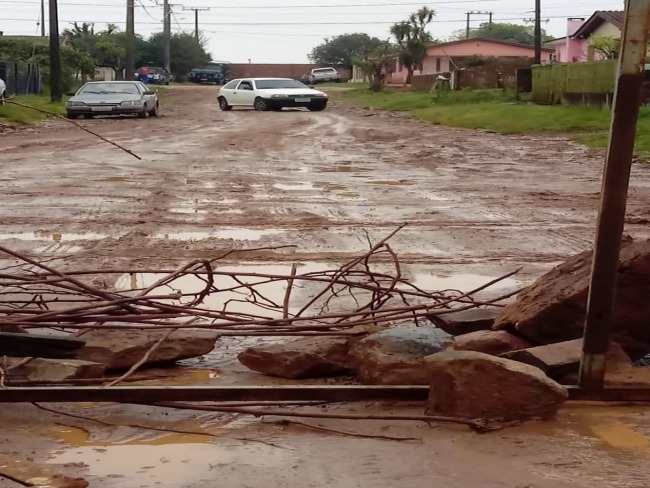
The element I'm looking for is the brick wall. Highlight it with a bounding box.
[229,64,351,80]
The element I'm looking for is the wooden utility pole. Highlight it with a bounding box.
[125,0,135,81]
[41,0,46,37]
[48,0,62,102]
[534,0,542,64]
[465,11,492,39]
[183,7,209,41]
[163,0,171,72]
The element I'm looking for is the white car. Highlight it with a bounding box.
[217,78,328,112]
[310,67,341,83]
[0,78,6,102]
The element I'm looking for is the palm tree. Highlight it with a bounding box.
[391,7,435,85]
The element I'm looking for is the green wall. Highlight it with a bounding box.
[532,60,617,106]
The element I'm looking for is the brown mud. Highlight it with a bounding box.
[0,86,649,487]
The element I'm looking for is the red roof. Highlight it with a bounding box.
[430,37,554,53]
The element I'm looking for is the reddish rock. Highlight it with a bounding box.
[427,308,497,336]
[453,330,532,356]
[238,337,353,379]
[425,350,568,421]
[500,339,583,379]
[77,328,219,370]
[349,326,453,385]
[494,239,650,358]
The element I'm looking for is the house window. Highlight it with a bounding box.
[436,58,441,73]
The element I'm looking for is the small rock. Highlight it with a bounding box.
[500,339,582,379]
[349,326,453,384]
[8,358,104,382]
[238,337,353,379]
[425,350,568,421]
[454,330,532,356]
[427,308,498,336]
[76,328,219,370]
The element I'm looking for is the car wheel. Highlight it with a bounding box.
[307,103,327,112]
[218,97,233,111]
[149,102,160,117]
[138,107,149,119]
[66,112,78,119]
[254,97,268,112]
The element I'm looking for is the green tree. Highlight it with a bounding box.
[146,32,211,81]
[390,7,435,85]
[589,35,620,60]
[453,22,552,45]
[357,41,397,92]
[0,38,94,91]
[309,33,384,71]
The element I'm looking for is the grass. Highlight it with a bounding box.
[318,81,367,89]
[341,88,650,153]
[0,94,66,125]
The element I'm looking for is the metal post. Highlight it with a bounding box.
[195,9,199,40]
[125,0,135,81]
[48,0,62,102]
[465,12,470,39]
[534,0,542,64]
[41,0,46,37]
[579,0,650,390]
[163,0,171,72]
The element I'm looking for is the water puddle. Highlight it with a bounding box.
[47,441,292,487]
[116,262,335,318]
[95,176,131,183]
[49,425,215,448]
[273,182,315,191]
[0,230,107,241]
[412,272,520,293]
[152,228,284,241]
[370,180,414,186]
[317,166,373,173]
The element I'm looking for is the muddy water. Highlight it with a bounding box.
[1,87,650,487]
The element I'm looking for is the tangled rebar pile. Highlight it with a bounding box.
[0,228,520,336]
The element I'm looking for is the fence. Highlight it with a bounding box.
[0,61,42,95]
[532,60,617,107]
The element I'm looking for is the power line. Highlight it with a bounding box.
[0,0,502,8]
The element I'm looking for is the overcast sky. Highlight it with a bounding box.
[1,0,626,63]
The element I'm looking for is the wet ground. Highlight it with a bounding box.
[1,86,650,486]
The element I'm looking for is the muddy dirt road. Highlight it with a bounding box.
[1,86,650,487]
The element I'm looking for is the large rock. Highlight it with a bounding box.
[349,326,453,384]
[494,239,650,358]
[238,337,353,379]
[425,350,568,421]
[7,358,104,382]
[454,330,531,356]
[76,328,219,370]
[427,308,498,336]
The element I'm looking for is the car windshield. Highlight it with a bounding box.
[80,83,140,95]
[255,79,308,89]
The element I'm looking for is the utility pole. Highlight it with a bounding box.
[163,0,171,72]
[534,0,542,64]
[184,7,210,41]
[125,0,135,81]
[41,0,46,37]
[48,0,62,102]
[465,11,492,39]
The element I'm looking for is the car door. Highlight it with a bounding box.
[138,82,155,109]
[234,80,255,106]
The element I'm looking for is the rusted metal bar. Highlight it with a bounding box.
[567,386,650,402]
[0,385,430,403]
[579,0,650,390]
[1,384,649,404]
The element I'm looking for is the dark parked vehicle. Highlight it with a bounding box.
[188,62,231,85]
[148,67,172,85]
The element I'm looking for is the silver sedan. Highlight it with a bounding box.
[66,81,160,119]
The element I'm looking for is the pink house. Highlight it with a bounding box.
[389,37,554,84]
[550,18,587,63]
